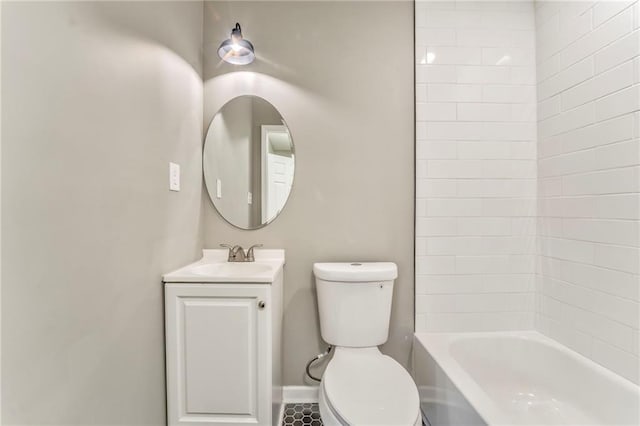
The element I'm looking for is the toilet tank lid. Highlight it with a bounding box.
[313,262,397,282]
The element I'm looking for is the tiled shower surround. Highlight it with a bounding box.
[415,0,538,331]
[535,0,639,383]
[415,0,639,384]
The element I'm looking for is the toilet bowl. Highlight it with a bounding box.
[318,347,421,426]
[313,262,421,426]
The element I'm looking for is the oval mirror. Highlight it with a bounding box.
[203,96,295,229]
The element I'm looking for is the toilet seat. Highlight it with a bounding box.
[321,347,420,425]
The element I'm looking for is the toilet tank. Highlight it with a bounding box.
[313,262,398,347]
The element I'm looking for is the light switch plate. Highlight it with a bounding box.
[169,162,180,191]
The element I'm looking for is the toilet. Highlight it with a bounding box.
[313,262,421,426]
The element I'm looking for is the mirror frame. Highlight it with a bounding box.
[203,95,296,230]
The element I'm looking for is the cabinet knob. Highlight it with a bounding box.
[258,300,266,309]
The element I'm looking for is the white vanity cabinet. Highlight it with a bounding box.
[163,250,284,426]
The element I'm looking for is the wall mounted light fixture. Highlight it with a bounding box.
[217,23,255,65]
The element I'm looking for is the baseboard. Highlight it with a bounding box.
[282,385,319,403]
[277,403,285,426]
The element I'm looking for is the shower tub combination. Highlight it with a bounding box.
[413,331,639,425]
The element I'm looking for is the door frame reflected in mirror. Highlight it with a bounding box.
[260,125,295,224]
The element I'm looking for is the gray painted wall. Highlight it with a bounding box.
[1,2,203,424]
[203,1,415,385]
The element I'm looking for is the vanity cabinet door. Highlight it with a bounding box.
[165,284,271,426]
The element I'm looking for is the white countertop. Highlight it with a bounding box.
[163,249,285,283]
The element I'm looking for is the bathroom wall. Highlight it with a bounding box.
[414,0,538,331]
[535,0,640,384]
[202,1,414,384]
[2,2,203,424]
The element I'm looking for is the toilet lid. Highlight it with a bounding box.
[323,350,419,425]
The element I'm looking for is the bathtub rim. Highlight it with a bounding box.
[413,330,640,425]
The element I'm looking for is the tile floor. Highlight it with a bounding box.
[281,403,323,426]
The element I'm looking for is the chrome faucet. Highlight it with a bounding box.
[220,244,263,262]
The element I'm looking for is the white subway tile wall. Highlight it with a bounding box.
[415,0,640,385]
[415,0,538,333]
[535,0,640,384]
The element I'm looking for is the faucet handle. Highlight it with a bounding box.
[220,244,243,261]
[245,244,263,262]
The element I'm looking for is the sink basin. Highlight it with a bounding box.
[190,262,273,277]
[163,249,285,283]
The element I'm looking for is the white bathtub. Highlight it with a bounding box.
[413,331,640,426]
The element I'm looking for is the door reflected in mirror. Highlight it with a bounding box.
[203,96,294,229]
